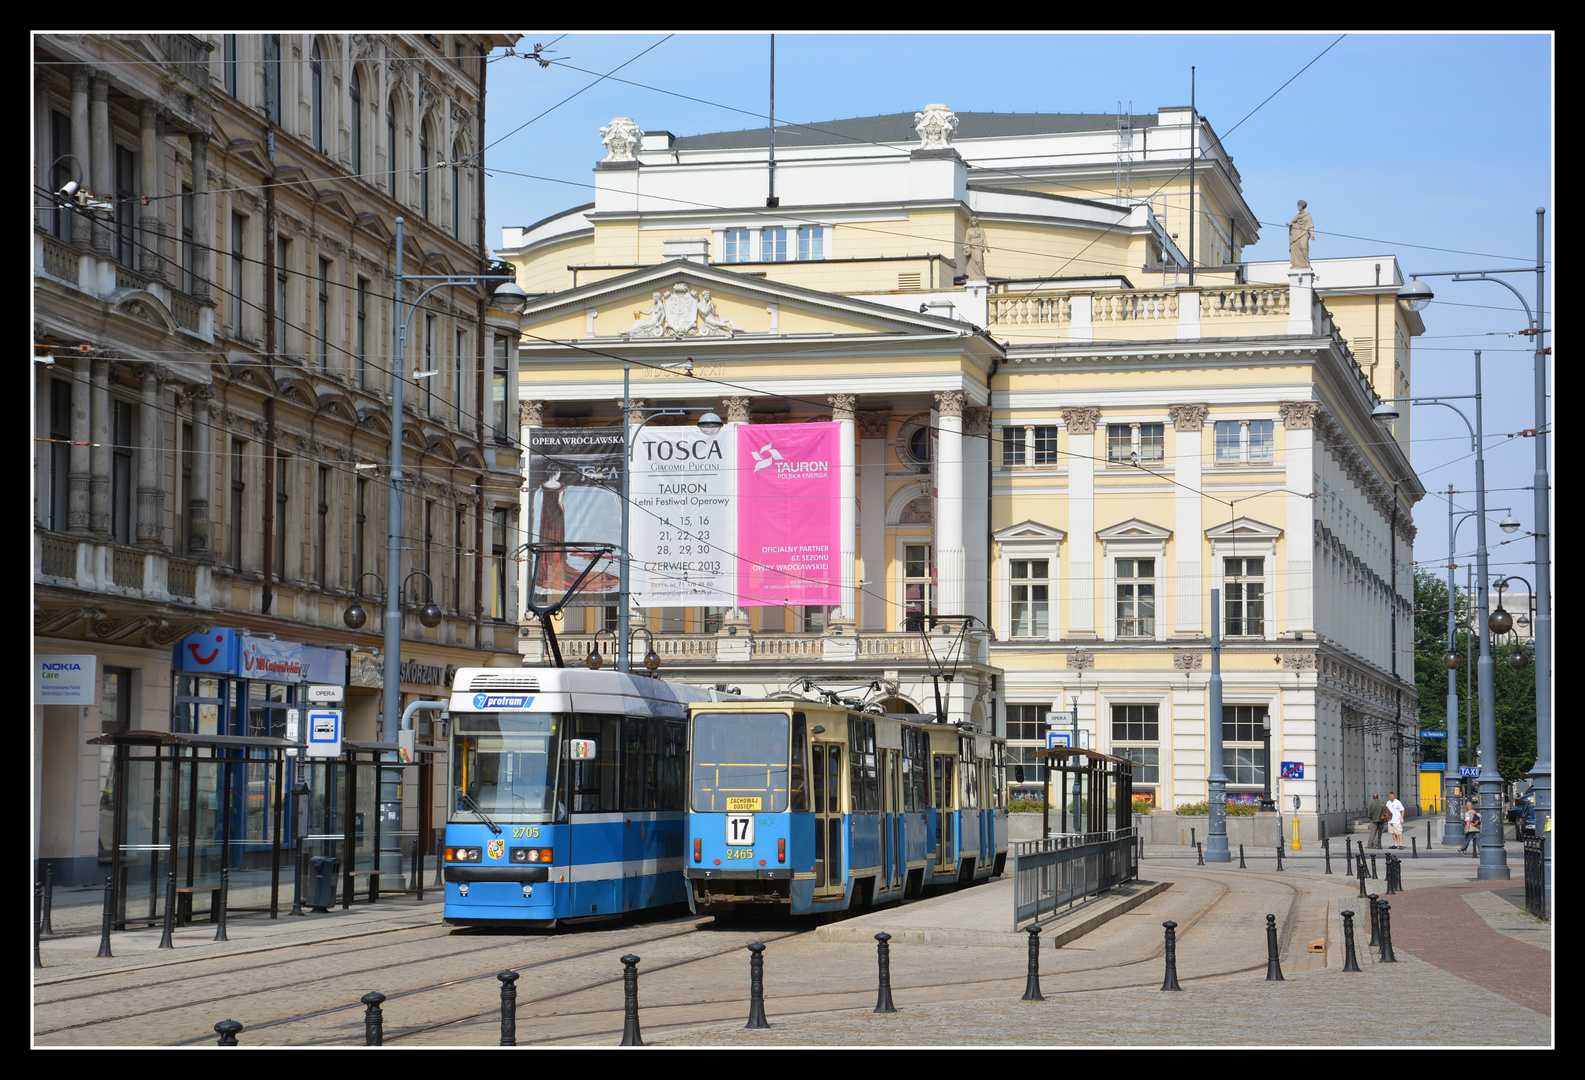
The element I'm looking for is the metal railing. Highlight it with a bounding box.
[1012,828,1137,928]
[1523,838,1546,919]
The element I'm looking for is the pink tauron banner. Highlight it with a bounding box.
[736,423,841,606]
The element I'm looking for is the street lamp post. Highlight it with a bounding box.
[617,365,722,673]
[1399,209,1549,911]
[1375,350,1510,880]
[382,217,526,742]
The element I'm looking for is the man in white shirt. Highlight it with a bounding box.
[1385,792,1406,849]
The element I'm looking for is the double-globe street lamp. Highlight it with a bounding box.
[1437,489,1521,844]
[1375,349,1512,880]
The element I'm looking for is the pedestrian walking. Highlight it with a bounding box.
[1460,800,1481,856]
[1385,792,1406,850]
[1367,793,1386,849]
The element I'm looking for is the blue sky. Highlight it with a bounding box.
[479,31,1553,596]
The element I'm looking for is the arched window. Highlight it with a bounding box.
[349,67,362,175]
[387,94,397,199]
[419,122,430,219]
[310,41,323,151]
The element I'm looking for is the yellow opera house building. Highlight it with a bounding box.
[497,104,1425,840]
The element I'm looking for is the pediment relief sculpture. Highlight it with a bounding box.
[623,283,738,339]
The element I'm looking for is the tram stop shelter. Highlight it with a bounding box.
[1032,747,1135,838]
[89,732,439,928]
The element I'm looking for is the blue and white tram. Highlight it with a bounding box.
[686,700,1007,917]
[442,667,731,926]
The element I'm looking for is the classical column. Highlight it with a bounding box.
[89,71,112,256]
[518,399,543,445]
[963,406,992,625]
[138,101,165,281]
[89,359,111,536]
[70,68,90,248]
[188,385,215,559]
[188,131,211,302]
[1063,406,1099,638]
[829,394,857,626]
[1170,403,1207,638]
[1281,401,1318,636]
[934,390,965,615]
[721,397,752,425]
[136,366,168,547]
[857,411,888,631]
[68,360,92,532]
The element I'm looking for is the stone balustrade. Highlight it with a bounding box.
[988,283,1295,342]
[35,530,213,608]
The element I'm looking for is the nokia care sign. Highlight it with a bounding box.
[36,655,98,705]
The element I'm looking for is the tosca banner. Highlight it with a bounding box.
[525,427,625,607]
[535,422,841,609]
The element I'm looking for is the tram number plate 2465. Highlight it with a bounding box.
[726,814,756,847]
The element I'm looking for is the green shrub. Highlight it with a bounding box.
[1131,797,1154,815]
[1174,800,1256,816]
[1009,797,1045,814]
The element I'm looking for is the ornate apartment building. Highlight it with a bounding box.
[498,104,1425,839]
[33,33,522,884]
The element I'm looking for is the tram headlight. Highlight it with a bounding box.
[510,847,553,864]
[446,846,483,862]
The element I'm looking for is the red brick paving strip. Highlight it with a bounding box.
[1384,875,1550,1016]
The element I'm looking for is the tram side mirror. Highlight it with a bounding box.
[569,739,597,761]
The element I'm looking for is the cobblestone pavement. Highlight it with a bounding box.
[33,839,1551,1048]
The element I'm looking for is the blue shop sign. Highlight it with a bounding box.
[174,629,346,685]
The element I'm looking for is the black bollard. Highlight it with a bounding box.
[1411,837,1418,860]
[157,871,177,949]
[1345,836,1352,864]
[34,883,43,969]
[1378,900,1397,963]
[1385,856,1399,896]
[1276,845,1284,872]
[1367,894,1381,948]
[1357,861,1368,899]
[1239,844,1246,869]
[1196,841,1204,866]
[432,834,444,888]
[214,1019,243,1046]
[96,876,114,959]
[1021,925,1044,1001]
[1160,921,1183,991]
[361,991,386,1046]
[1427,818,1432,848]
[1340,910,1363,972]
[498,970,519,1046]
[43,863,54,935]
[619,954,644,1045]
[1371,853,1378,880]
[1191,827,1197,849]
[214,867,230,942]
[1264,913,1285,981]
[873,932,897,1013]
[1324,838,1333,875]
[411,840,420,897]
[745,942,770,1028]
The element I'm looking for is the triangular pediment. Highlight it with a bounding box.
[1096,518,1172,542]
[355,213,393,246]
[994,520,1066,543]
[1206,516,1283,541]
[313,188,358,224]
[517,258,988,342]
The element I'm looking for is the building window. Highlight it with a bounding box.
[797,226,824,260]
[275,236,290,357]
[179,423,193,555]
[114,146,136,268]
[387,95,398,199]
[490,508,509,620]
[800,606,828,633]
[1107,422,1165,466]
[314,466,330,586]
[1005,704,1048,785]
[273,451,289,580]
[229,439,246,569]
[1222,705,1268,787]
[349,67,362,175]
[1002,425,1058,467]
[1111,704,1160,785]
[111,400,133,544]
[354,477,366,587]
[180,186,195,294]
[492,333,510,440]
[1224,557,1265,636]
[454,328,467,428]
[454,505,467,611]
[761,227,788,262]
[1009,559,1049,638]
[310,40,324,152]
[222,35,237,98]
[723,229,752,263]
[423,314,436,415]
[50,111,73,241]
[419,124,430,219]
[1215,420,1275,465]
[1116,558,1155,637]
[230,213,246,338]
[452,140,463,237]
[263,34,282,125]
[903,543,934,627]
[1001,427,1025,466]
[356,277,369,388]
[701,606,725,634]
[317,258,331,370]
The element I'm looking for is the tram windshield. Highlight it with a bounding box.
[451,712,560,823]
[692,712,789,813]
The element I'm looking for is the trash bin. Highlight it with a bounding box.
[306,856,341,912]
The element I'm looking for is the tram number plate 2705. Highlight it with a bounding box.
[726,814,756,847]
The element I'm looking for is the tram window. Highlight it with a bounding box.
[848,716,878,813]
[450,713,557,819]
[691,712,791,813]
[570,714,621,812]
[662,721,686,811]
[790,712,808,812]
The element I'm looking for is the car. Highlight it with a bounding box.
[1507,789,1537,837]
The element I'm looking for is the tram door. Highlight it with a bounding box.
[811,740,844,900]
[879,749,892,889]
[889,751,903,887]
[933,753,955,874]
